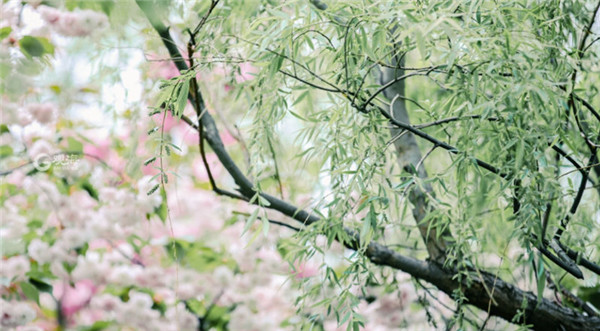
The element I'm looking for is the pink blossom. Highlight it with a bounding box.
[192,154,223,182]
[39,6,108,37]
[292,261,320,279]
[6,170,25,186]
[256,247,283,265]
[152,111,178,132]
[70,191,98,209]
[87,239,111,251]
[220,129,237,146]
[38,6,60,24]
[90,293,121,312]
[141,163,160,176]
[147,56,180,80]
[212,63,229,76]
[235,62,259,83]
[26,103,56,124]
[135,266,166,288]
[28,239,53,264]
[55,280,97,317]
[83,138,110,160]
[107,151,125,173]
[165,303,199,331]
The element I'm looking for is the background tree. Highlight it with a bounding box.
[1,0,599,330]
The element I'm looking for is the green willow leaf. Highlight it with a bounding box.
[175,80,190,118]
[20,281,39,305]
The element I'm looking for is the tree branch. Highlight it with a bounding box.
[137,4,600,329]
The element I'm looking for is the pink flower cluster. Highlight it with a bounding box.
[23,103,56,125]
[38,6,108,37]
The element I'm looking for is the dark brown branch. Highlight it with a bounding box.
[558,240,600,275]
[546,271,598,317]
[532,234,600,276]
[232,211,302,232]
[279,69,341,93]
[551,145,596,185]
[414,115,500,129]
[362,68,440,109]
[554,152,597,240]
[577,0,600,59]
[191,0,220,38]
[575,94,600,123]
[377,106,505,177]
[582,36,600,53]
[538,245,583,279]
[551,240,584,279]
[138,4,600,329]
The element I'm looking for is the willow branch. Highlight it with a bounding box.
[138,4,600,329]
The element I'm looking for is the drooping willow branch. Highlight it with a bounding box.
[137,3,600,329]
[230,31,597,196]
[550,0,600,252]
[236,22,598,278]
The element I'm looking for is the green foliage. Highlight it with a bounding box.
[0,144,13,158]
[153,187,168,222]
[186,298,231,331]
[0,27,12,40]
[164,239,237,272]
[19,36,54,58]
[78,321,115,331]
[19,281,40,305]
[169,0,599,327]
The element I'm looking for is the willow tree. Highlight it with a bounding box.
[137,0,600,329]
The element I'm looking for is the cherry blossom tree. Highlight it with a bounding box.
[1,0,600,330]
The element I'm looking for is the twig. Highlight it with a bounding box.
[191,0,220,38]
[414,115,500,129]
[554,152,597,240]
[537,245,583,279]
[546,271,598,316]
[136,4,600,328]
[232,211,302,232]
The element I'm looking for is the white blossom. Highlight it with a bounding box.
[165,303,199,331]
[28,239,53,264]
[27,139,54,161]
[1,255,30,281]
[0,299,36,328]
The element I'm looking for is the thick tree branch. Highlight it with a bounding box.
[377,44,451,262]
[137,4,600,329]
